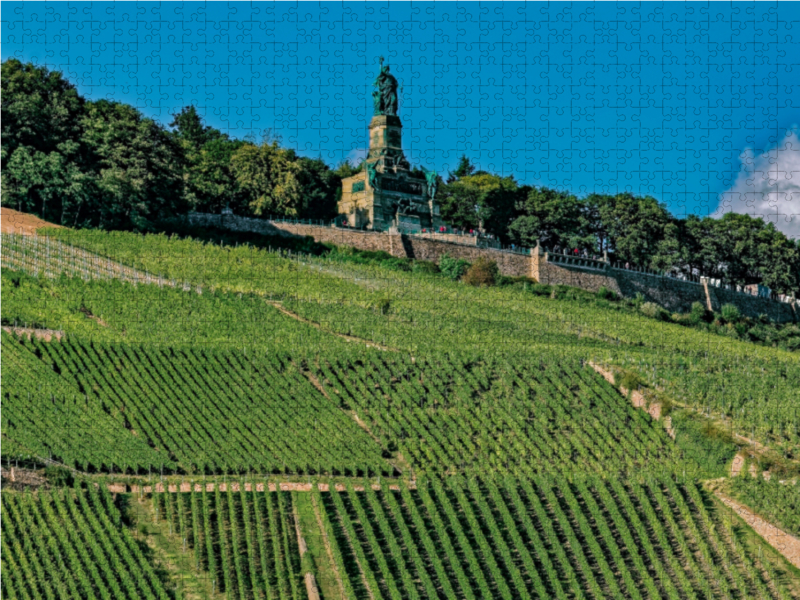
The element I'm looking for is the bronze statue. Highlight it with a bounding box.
[366,161,378,188]
[373,56,399,116]
[422,166,438,200]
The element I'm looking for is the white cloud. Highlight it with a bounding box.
[717,129,800,240]
[346,148,368,166]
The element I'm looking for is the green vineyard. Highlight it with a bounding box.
[149,489,308,600]
[726,476,800,537]
[2,227,800,600]
[312,353,682,478]
[3,333,388,476]
[1,484,170,600]
[319,477,797,600]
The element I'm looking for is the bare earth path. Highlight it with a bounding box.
[714,492,800,570]
[266,300,398,352]
[311,491,347,600]
[1,207,63,234]
[293,498,321,600]
[2,326,64,341]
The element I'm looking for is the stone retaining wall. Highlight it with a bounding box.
[179,213,797,323]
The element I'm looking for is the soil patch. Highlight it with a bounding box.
[589,361,670,434]
[1,208,63,235]
[1,466,47,488]
[2,326,64,342]
[266,300,397,352]
[730,453,746,478]
[715,492,800,570]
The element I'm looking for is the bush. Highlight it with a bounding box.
[615,370,644,392]
[596,286,619,301]
[439,253,470,280]
[640,302,669,321]
[411,260,440,275]
[463,258,500,287]
[721,303,741,323]
[690,301,712,324]
[497,275,536,288]
[530,283,552,296]
[379,257,411,272]
[44,465,74,487]
[375,297,392,315]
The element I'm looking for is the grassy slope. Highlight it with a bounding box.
[40,228,800,452]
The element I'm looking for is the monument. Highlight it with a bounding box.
[338,57,446,232]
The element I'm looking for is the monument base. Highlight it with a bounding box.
[395,213,422,232]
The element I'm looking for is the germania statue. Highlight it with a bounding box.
[372,56,399,117]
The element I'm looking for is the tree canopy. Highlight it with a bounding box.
[1,59,342,230]
[2,58,798,293]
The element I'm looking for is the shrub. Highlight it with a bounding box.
[44,465,74,487]
[640,302,669,321]
[411,260,440,275]
[379,257,412,271]
[615,370,644,392]
[690,301,712,324]
[463,258,500,287]
[721,303,741,323]
[530,283,552,296]
[439,253,470,280]
[375,297,392,315]
[596,286,619,301]
[633,292,646,307]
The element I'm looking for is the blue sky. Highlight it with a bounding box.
[3,2,799,234]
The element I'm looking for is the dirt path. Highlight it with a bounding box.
[293,497,321,600]
[266,300,398,352]
[2,326,64,341]
[1,207,63,235]
[730,453,746,478]
[588,361,674,437]
[302,370,330,399]
[311,491,348,600]
[714,492,800,570]
[124,481,411,493]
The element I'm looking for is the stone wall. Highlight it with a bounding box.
[184,213,393,253]
[399,236,533,278]
[179,213,798,323]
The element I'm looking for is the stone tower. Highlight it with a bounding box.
[338,60,445,232]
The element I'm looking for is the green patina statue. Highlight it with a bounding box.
[373,56,399,116]
[422,166,438,200]
[366,161,378,188]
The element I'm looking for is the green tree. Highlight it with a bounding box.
[438,173,517,235]
[1,59,93,224]
[190,137,248,213]
[169,105,221,149]
[334,159,363,179]
[508,186,584,250]
[599,192,672,267]
[1,59,85,165]
[2,141,93,226]
[581,193,613,253]
[80,100,185,230]
[230,139,303,217]
[294,155,340,221]
[447,154,476,182]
